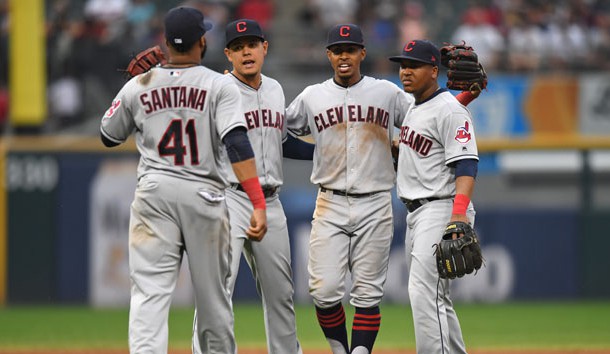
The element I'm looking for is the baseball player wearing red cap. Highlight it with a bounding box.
[390,39,479,354]
[100,7,268,354]
[286,25,480,354]
[191,19,312,354]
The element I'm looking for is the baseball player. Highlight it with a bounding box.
[285,25,480,354]
[284,24,412,354]
[100,7,268,354]
[191,19,312,354]
[389,40,479,353]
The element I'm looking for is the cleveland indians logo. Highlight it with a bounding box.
[404,41,416,51]
[236,21,247,32]
[340,26,350,37]
[104,99,121,118]
[455,121,472,143]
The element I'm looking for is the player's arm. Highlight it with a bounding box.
[285,91,312,137]
[101,133,120,147]
[450,159,478,224]
[282,132,315,160]
[455,91,478,106]
[100,89,135,148]
[223,126,267,241]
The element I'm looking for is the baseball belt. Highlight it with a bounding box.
[230,183,278,198]
[400,197,441,213]
[319,187,379,198]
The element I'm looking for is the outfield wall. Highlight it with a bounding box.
[2,72,610,305]
[1,149,608,306]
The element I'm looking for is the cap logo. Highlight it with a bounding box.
[340,26,350,37]
[404,41,416,52]
[237,21,247,32]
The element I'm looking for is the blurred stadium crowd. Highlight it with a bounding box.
[0,0,608,133]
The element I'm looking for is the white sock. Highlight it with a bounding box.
[328,338,349,354]
[351,346,370,354]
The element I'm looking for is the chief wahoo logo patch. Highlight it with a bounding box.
[455,121,471,144]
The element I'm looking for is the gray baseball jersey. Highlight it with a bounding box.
[286,76,412,310]
[396,89,478,353]
[101,66,244,354]
[221,73,287,187]
[193,73,302,354]
[287,76,411,193]
[396,89,478,201]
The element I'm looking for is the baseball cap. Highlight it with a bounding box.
[225,19,265,48]
[389,40,440,66]
[326,24,364,48]
[164,7,213,51]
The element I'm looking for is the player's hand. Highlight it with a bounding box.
[246,208,267,242]
[448,214,470,239]
[469,82,483,98]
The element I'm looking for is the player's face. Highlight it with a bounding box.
[225,37,267,80]
[327,44,366,86]
[399,60,438,100]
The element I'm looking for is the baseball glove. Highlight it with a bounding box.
[124,45,167,78]
[434,221,483,279]
[440,42,487,93]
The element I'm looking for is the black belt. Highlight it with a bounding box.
[401,197,440,213]
[231,183,278,198]
[320,187,378,198]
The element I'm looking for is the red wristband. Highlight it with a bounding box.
[241,177,266,210]
[452,194,470,215]
[456,91,475,106]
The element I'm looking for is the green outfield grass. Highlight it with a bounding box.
[0,301,609,351]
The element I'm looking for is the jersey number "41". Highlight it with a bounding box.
[158,119,199,166]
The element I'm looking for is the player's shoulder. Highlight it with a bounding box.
[261,73,284,91]
[298,80,326,98]
[362,76,403,92]
[436,90,471,116]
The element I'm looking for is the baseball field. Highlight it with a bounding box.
[0,301,609,354]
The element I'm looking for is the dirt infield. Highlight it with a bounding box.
[1,349,610,354]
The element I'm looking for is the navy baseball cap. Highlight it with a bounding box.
[326,24,364,48]
[225,19,265,48]
[164,7,213,51]
[389,40,440,66]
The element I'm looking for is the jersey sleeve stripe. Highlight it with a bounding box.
[445,154,479,165]
[100,127,126,144]
[219,121,247,140]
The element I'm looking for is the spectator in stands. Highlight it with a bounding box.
[235,0,274,31]
[397,1,428,49]
[451,5,504,70]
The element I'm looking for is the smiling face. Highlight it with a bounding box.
[326,44,366,87]
[398,59,439,102]
[224,36,267,86]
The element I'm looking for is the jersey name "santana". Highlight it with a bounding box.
[139,86,207,114]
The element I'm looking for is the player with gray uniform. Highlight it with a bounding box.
[100,7,268,354]
[389,40,479,353]
[192,19,312,354]
[285,24,412,354]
